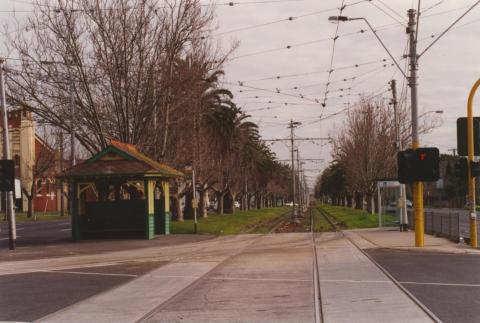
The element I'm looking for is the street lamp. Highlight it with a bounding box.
[328,16,407,80]
[419,110,444,118]
[329,11,427,247]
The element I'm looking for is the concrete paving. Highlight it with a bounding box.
[1,231,439,323]
[147,234,315,323]
[315,232,434,323]
[346,229,480,254]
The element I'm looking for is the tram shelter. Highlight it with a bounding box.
[60,140,184,240]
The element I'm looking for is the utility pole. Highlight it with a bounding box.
[407,9,424,247]
[296,150,301,213]
[70,77,76,167]
[390,80,408,232]
[59,131,65,217]
[0,58,16,250]
[288,120,301,223]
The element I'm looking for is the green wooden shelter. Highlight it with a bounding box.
[60,140,184,240]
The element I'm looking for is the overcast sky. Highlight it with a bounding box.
[2,0,480,187]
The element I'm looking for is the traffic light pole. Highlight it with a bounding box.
[407,10,425,247]
[0,59,16,250]
[467,79,480,248]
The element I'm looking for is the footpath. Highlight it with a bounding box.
[2,228,476,322]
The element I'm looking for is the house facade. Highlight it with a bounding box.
[0,109,63,213]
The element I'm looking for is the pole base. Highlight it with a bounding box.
[399,224,409,232]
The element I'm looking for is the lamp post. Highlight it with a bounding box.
[418,110,444,118]
[329,11,425,246]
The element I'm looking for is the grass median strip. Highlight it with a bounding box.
[171,207,291,235]
[318,204,396,229]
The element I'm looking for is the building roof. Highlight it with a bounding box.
[60,140,184,179]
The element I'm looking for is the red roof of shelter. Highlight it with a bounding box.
[60,140,184,179]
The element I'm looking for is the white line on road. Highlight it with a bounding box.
[320,279,393,284]
[148,275,312,282]
[401,281,480,287]
[43,270,138,278]
[60,228,71,231]
[57,222,70,226]
[0,236,21,241]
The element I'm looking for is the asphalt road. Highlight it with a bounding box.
[0,220,213,261]
[367,249,480,323]
[0,261,167,322]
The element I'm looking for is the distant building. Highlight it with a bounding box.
[0,109,64,213]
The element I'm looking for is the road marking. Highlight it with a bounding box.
[208,276,312,282]
[16,227,24,231]
[57,222,70,226]
[149,275,311,282]
[60,228,71,231]
[44,270,138,278]
[320,279,393,284]
[0,236,21,241]
[401,281,480,287]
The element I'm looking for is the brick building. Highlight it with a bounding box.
[0,109,64,213]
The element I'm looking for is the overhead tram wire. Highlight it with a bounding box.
[376,0,408,23]
[240,57,395,83]
[320,0,346,112]
[214,0,370,37]
[368,1,407,26]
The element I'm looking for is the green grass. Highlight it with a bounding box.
[318,204,397,229]
[171,207,290,235]
[0,212,70,224]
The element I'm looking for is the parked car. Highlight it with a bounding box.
[385,200,413,213]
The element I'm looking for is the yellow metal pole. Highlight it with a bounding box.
[467,79,480,248]
[412,140,424,247]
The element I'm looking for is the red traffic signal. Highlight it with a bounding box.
[397,148,440,184]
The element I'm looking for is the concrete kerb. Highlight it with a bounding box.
[345,228,480,255]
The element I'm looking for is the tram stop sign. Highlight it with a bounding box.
[0,160,15,192]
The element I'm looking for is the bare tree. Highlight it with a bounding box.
[20,133,60,219]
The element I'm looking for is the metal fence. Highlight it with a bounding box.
[407,208,479,242]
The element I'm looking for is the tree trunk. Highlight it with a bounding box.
[217,191,224,215]
[346,194,353,208]
[199,190,208,218]
[172,195,184,222]
[27,197,34,219]
[355,192,362,210]
[366,193,374,214]
[223,192,234,214]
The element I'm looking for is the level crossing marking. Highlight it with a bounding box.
[43,270,138,278]
[401,281,480,287]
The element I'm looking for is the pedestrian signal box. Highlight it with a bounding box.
[457,117,480,156]
[455,157,480,178]
[0,160,15,192]
[397,148,440,184]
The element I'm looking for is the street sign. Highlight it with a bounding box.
[457,117,480,156]
[377,180,401,188]
[192,198,199,209]
[0,160,14,192]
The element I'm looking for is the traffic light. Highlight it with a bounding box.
[454,158,468,179]
[455,158,480,178]
[398,149,416,183]
[471,161,480,177]
[457,117,480,156]
[0,160,15,192]
[397,148,440,183]
[415,148,440,182]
